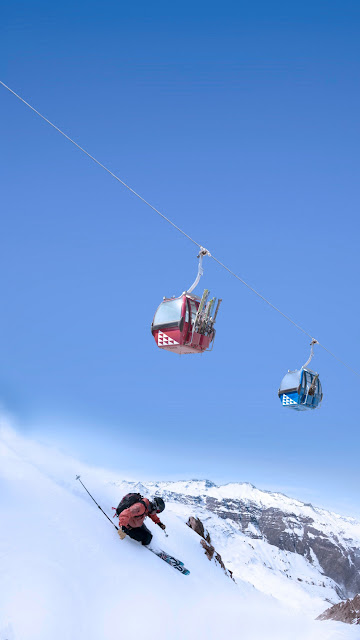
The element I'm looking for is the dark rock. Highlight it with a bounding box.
[317,594,360,624]
[187,516,234,581]
[186,516,211,543]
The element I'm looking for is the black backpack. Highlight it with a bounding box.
[115,492,147,517]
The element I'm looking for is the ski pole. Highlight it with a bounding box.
[76,475,119,531]
[157,523,169,538]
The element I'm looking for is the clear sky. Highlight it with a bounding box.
[1,1,359,517]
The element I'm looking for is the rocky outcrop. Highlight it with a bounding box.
[187,516,234,580]
[187,516,211,542]
[317,594,360,624]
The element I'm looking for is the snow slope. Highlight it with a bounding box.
[0,423,358,640]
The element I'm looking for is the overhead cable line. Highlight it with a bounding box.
[210,255,360,377]
[1,79,359,378]
[0,81,199,249]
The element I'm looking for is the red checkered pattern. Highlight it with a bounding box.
[157,331,179,346]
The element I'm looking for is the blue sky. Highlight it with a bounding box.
[1,1,360,517]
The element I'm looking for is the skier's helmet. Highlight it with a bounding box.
[153,496,165,513]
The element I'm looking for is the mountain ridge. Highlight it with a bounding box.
[117,477,360,531]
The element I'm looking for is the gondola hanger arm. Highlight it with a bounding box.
[302,339,318,369]
[186,247,211,294]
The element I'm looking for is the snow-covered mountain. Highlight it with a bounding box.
[1,423,359,640]
[115,478,360,604]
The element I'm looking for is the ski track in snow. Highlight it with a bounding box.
[0,423,358,640]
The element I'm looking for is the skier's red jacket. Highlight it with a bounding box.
[119,497,161,530]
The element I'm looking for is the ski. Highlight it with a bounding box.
[148,548,190,575]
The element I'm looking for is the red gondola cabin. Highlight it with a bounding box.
[151,292,217,354]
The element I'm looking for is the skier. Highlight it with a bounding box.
[117,495,166,546]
